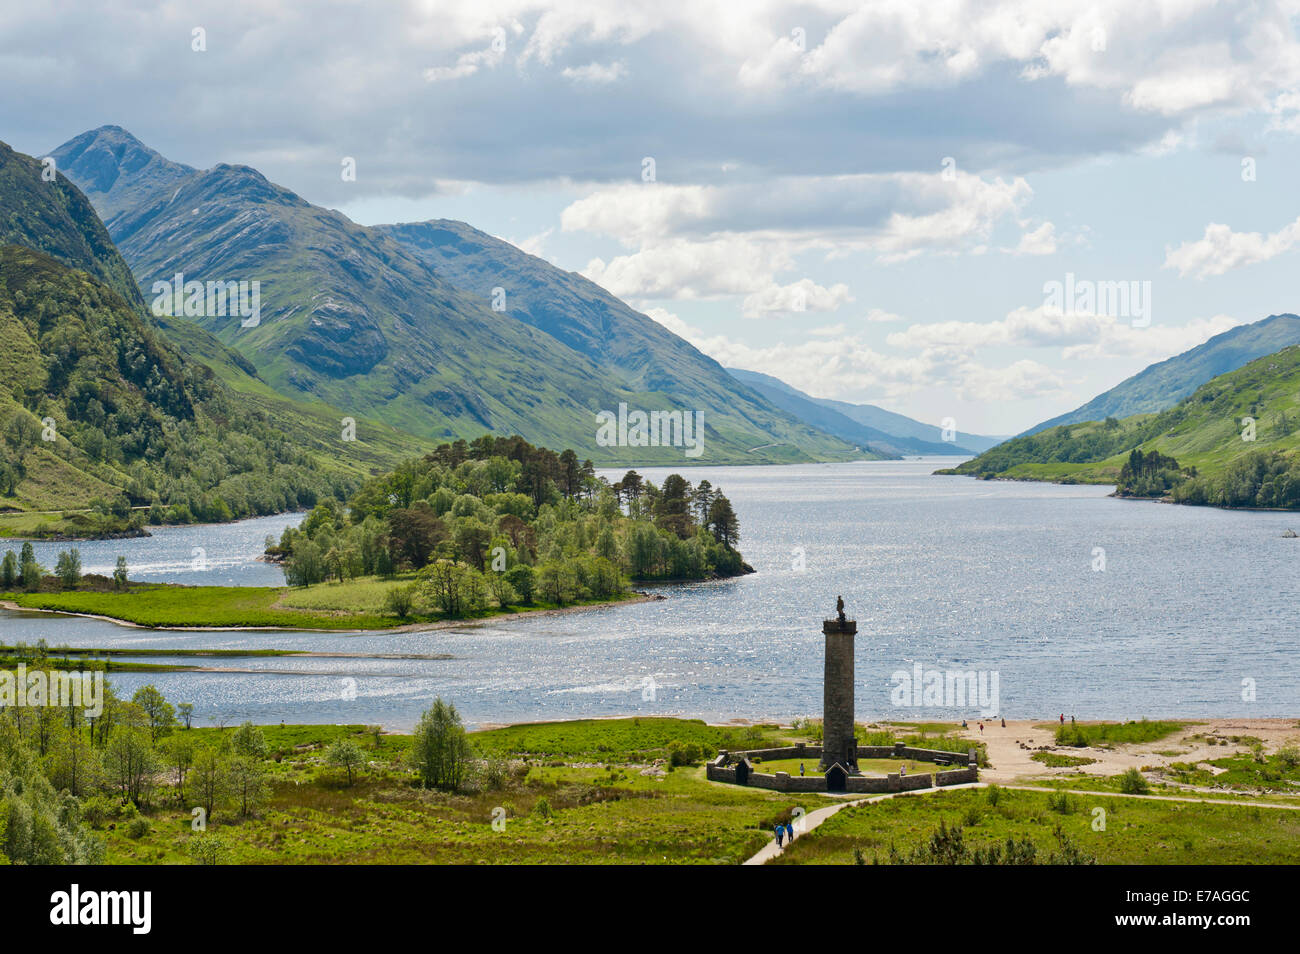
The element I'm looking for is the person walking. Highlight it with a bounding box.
[1000,717,1006,728]
[799,762,805,777]
[785,821,795,844]
[774,823,784,848]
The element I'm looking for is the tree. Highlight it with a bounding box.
[231,722,267,758]
[707,494,740,547]
[283,538,327,586]
[225,755,268,817]
[537,561,577,605]
[132,684,176,743]
[327,739,366,786]
[453,519,493,571]
[504,564,535,604]
[386,504,446,569]
[46,724,102,797]
[162,733,196,800]
[384,583,416,619]
[54,549,82,589]
[189,746,227,820]
[177,702,194,730]
[1,550,17,589]
[410,698,473,791]
[620,470,644,512]
[484,571,518,609]
[421,561,486,617]
[104,728,157,806]
[692,480,715,523]
[20,558,42,591]
[112,556,128,590]
[654,474,694,538]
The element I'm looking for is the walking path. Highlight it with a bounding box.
[743,781,1300,865]
[743,782,984,865]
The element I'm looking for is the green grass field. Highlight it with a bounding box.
[2,577,642,630]
[771,786,1300,865]
[102,720,823,865]
[92,718,1300,866]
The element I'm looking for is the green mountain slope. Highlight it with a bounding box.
[725,367,998,455]
[0,140,143,308]
[376,220,868,459]
[0,142,436,537]
[1023,313,1300,435]
[942,344,1300,509]
[51,128,859,465]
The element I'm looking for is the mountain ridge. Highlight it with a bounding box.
[49,126,865,465]
[725,366,1003,456]
[1023,313,1300,436]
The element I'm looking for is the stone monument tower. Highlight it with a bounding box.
[820,596,858,770]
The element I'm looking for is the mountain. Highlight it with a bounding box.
[940,343,1300,509]
[811,396,1005,453]
[725,367,1001,455]
[50,127,863,465]
[1024,314,1300,435]
[0,140,434,537]
[0,138,142,308]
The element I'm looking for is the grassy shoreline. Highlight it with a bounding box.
[1,583,652,631]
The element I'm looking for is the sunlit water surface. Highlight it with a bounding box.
[3,460,1296,730]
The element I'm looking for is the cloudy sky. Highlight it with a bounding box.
[5,0,1300,434]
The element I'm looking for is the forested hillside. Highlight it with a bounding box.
[272,436,750,618]
[940,345,1300,510]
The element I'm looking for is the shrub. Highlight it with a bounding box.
[1047,791,1075,814]
[383,584,416,619]
[667,740,704,767]
[1119,767,1149,794]
[188,833,227,865]
[127,816,150,839]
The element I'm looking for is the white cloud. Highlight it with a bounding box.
[566,171,1031,299]
[741,279,852,318]
[887,306,1240,361]
[736,0,1300,121]
[583,236,792,299]
[645,308,1068,404]
[423,45,504,83]
[1013,221,1057,255]
[560,60,627,83]
[1165,217,1300,278]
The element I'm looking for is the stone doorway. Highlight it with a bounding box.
[825,763,847,792]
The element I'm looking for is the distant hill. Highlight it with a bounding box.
[50,127,863,465]
[1024,314,1300,435]
[0,140,434,537]
[725,367,1001,455]
[940,344,1300,510]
